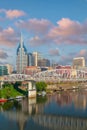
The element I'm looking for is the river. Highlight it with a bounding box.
[0,90,87,130]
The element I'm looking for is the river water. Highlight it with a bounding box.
[0,90,87,130]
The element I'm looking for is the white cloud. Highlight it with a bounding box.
[0,27,19,46]
[16,18,52,34]
[0,50,8,59]
[0,9,26,19]
[49,48,60,56]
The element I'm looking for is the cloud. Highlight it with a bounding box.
[0,9,26,19]
[58,49,87,65]
[16,18,52,34]
[0,17,5,22]
[58,55,73,65]
[0,27,19,46]
[0,26,3,31]
[3,16,87,47]
[48,18,87,45]
[29,36,42,46]
[48,18,83,37]
[76,49,87,62]
[0,50,8,59]
[77,49,87,56]
[27,18,87,46]
[49,48,60,56]
[29,36,50,46]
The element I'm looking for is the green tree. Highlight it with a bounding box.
[36,82,47,92]
[0,90,2,98]
[0,83,23,98]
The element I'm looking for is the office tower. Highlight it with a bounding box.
[5,64,13,74]
[16,34,28,73]
[38,58,50,67]
[0,65,8,76]
[73,57,85,69]
[28,53,33,66]
[32,52,42,66]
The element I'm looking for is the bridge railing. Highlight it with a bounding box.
[0,69,87,82]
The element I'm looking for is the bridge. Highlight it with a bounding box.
[0,69,87,93]
[0,69,87,82]
[33,69,87,82]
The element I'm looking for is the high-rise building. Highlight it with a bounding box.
[28,53,33,66]
[38,58,50,67]
[5,64,13,74]
[32,52,42,66]
[73,57,85,69]
[16,34,28,73]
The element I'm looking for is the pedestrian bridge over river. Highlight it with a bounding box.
[1,68,87,82]
[1,111,87,130]
[0,69,87,95]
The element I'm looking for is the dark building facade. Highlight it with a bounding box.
[38,59,50,67]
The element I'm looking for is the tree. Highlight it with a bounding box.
[36,82,47,92]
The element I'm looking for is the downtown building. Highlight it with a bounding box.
[16,34,28,74]
[72,57,85,69]
[28,53,33,66]
[32,52,42,66]
[0,65,8,76]
[5,64,13,74]
[32,52,50,67]
[38,58,50,67]
[16,35,51,73]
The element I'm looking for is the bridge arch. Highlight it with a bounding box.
[33,69,87,82]
[3,74,32,82]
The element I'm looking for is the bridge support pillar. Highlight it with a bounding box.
[27,80,36,98]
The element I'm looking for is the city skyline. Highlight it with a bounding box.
[0,0,87,67]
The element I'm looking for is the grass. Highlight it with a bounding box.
[0,84,23,99]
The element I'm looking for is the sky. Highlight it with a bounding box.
[0,0,87,68]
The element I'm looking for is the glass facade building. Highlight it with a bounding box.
[38,58,50,67]
[28,53,33,66]
[16,34,28,74]
[0,65,8,76]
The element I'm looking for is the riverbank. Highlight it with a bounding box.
[0,84,23,99]
[46,81,87,94]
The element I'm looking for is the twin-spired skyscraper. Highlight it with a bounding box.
[16,34,28,74]
[16,34,50,74]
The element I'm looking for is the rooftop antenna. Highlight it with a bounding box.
[20,32,23,48]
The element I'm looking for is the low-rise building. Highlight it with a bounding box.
[73,57,85,69]
[0,65,8,76]
[23,66,41,76]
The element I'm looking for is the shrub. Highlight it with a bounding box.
[36,82,47,92]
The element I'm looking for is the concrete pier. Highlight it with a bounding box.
[27,80,36,98]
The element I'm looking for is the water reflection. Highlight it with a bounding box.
[0,91,87,130]
[55,91,87,110]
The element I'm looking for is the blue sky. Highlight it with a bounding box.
[0,0,87,67]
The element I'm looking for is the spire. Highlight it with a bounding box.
[20,32,23,48]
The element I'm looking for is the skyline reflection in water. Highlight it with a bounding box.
[0,90,87,130]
